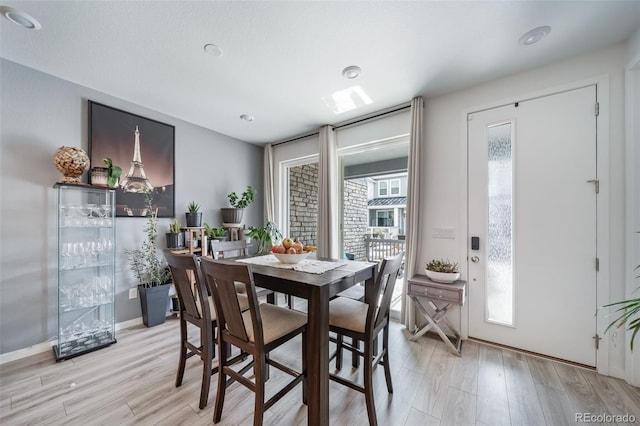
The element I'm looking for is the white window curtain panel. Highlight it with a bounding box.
[401,97,423,329]
[263,143,275,223]
[317,125,339,258]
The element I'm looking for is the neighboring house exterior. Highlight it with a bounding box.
[367,173,407,238]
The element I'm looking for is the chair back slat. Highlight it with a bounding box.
[370,252,404,331]
[210,239,248,260]
[200,258,262,344]
[163,250,209,321]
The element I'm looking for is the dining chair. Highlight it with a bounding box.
[199,257,307,426]
[328,251,404,426]
[209,239,277,305]
[163,250,248,409]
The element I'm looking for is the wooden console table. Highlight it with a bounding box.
[408,275,466,356]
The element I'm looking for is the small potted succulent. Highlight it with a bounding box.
[185,201,202,227]
[166,219,183,249]
[221,185,255,225]
[425,258,460,284]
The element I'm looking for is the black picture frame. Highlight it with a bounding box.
[88,100,175,218]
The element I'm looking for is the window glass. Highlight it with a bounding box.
[376,210,394,227]
[390,179,400,195]
[378,181,388,196]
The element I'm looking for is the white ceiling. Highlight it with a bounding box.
[1,1,639,145]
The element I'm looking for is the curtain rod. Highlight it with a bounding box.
[332,103,411,131]
[272,101,412,147]
[272,131,319,146]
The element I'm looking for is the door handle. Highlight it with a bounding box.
[471,256,480,263]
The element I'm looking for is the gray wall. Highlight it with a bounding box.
[0,59,264,355]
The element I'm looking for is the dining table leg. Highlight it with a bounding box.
[305,285,330,426]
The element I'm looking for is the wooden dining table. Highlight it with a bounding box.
[239,256,376,426]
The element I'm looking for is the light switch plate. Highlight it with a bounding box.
[432,227,456,239]
[129,287,138,299]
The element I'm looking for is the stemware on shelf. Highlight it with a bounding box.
[55,183,117,361]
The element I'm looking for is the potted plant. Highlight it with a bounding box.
[166,219,183,249]
[125,191,173,327]
[425,258,460,284]
[102,158,122,188]
[246,221,282,254]
[204,223,226,241]
[185,201,202,227]
[605,264,639,350]
[221,185,255,225]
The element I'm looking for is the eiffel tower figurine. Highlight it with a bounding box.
[120,126,154,193]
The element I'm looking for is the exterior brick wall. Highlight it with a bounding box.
[289,163,318,245]
[343,179,368,261]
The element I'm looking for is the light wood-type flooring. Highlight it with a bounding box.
[1,316,639,425]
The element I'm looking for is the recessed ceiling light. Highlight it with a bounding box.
[0,6,41,30]
[203,43,223,57]
[240,114,254,122]
[342,65,361,79]
[519,26,551,46]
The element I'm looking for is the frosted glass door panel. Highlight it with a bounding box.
[486,123,514,326]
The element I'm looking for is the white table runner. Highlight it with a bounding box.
[237,254,347,274]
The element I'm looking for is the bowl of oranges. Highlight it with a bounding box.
[271,238,316,264]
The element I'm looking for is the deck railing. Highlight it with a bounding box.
[365,237,406,262]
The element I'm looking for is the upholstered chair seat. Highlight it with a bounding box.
[328,252,404,426]
[328,297,368,333]
[199,257,308,426]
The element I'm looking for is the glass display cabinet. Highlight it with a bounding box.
[54,183,116,360]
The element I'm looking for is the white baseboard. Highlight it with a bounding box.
[0,317,144,365]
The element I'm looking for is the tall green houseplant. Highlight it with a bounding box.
[125,191,172,327]
[605,264,640,351]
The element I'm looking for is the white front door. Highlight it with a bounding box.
[467,85,598,366]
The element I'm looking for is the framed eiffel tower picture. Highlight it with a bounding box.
[88,100,175,217]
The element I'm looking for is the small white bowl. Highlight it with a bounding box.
[273,252,310,264]
[425,270,460,284]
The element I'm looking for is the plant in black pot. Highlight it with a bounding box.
[185,201,202,227]
[125,192,173,327]
[166,219,184,249]
[221,185,255,225]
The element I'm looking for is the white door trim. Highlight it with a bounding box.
[459,75,611,374]
[624,54,640,386]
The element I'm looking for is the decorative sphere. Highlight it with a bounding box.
[53,146,90,184]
